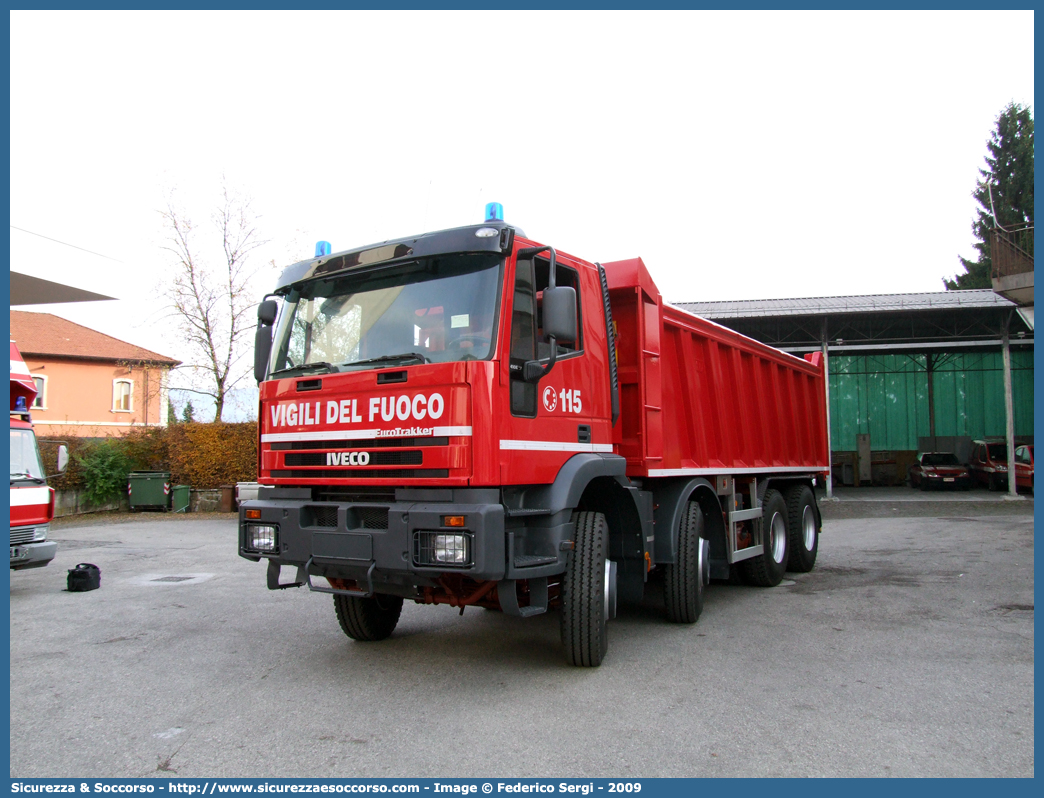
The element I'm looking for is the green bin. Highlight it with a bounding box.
[127,471,171,511]
[172,485,191,514]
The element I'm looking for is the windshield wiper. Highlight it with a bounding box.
[10,472,45,484]
[344,352,431,368]
[268,362,335,379]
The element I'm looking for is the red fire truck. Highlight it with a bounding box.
[10,340,67,570]
[240,206,829,666]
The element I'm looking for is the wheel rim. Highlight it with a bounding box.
[698,537,709,586]
[769,511,787,563]
[801,505,816,551]
[603,559,617,621]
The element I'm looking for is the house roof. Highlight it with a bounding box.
[10,311,180,366]
[673,289,1013,319]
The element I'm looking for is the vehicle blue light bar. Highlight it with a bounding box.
[315,241,331,257]
[485,202,504,222]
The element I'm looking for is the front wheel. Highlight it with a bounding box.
[561,511,610,667]
[334,592,403,641]
[664,501,708,623]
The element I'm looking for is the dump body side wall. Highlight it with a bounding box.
[604,257,829,477]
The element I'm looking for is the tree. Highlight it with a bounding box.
[946,102,1034,290]
[182,398,196,423]
[161,183,269,421]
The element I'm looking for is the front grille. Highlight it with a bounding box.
[10,528,36,545]
[303,505,338,528]
[314,487,396,503]
[271,437,449,451]
[284,451,422,467]
[413,531,474,568]
[271,469,449,480]
[357,507,389,530]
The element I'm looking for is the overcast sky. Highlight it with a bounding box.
[9,10,1035,413]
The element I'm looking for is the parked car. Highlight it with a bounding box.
[909,452,971,491]
[968,439,1010,491]
[1014,444,1034,492]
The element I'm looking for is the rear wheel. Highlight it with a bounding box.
[784,484,819,573]
[664,501,709,623]
[741,489,789,587]
[334,593,403,641]
[561,511,610,667]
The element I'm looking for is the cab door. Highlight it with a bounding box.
[498,251,598,486]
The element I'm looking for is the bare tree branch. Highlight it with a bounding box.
[161,181,271,421]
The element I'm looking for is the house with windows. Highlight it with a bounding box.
[10,311,180,438]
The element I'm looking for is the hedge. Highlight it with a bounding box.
[38,422,257,491]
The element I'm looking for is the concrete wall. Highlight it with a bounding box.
[54,489,130,518]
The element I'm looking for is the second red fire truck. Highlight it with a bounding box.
[240,205,829,666]
[10,340,67,571]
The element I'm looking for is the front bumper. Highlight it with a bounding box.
[924,474,971,489]
[238,487,572,595]
[10,540,58,570]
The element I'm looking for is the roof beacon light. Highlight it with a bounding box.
[315,241,332,258]
[484,202,504,222]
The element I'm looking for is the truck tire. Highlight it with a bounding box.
[784,484,818,573]
[664,501,707,623]
[333,593,403,642]
[560,511,610,667]
[741,489,789,587]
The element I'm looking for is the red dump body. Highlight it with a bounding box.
[604,257,829,478]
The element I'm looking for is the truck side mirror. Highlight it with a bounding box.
[56,445,69,474]
[255,299,279,383]
[542,286,577,345]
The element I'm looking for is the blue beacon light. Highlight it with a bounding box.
[484,202,504,222]
[315,241,332,257]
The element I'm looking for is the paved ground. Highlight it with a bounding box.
[10,498,1034,778]
[818,485,1034,519]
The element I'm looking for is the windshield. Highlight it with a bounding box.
[270,253,502,376]
[923,453,959,466]
[11,428,45,481]
[987,444,1008,461]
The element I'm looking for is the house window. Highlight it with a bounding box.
[31,375,47,409]
[113,379,133,412]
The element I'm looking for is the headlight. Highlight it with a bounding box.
[33,525,49,542]
[434,534,469,564]
[414,531,473,567]
[245,524,278,552]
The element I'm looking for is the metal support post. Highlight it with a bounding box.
[1001,317,1019,498]
[822,321,833,499]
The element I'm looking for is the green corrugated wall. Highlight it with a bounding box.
[828,350,1034,451]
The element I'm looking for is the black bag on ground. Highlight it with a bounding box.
[67,563,101,592]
